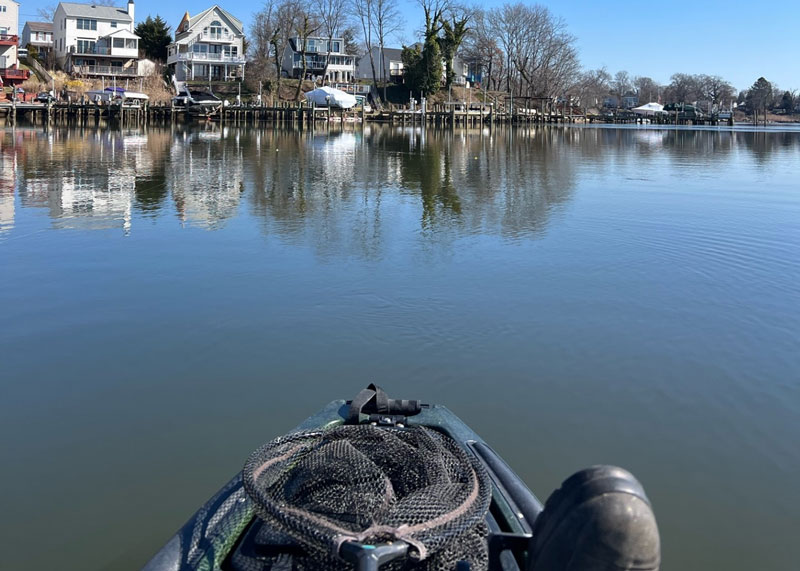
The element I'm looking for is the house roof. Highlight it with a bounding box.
[58,2,132,22]
[177,5,243,36]
[104,28,139,39]
[380,47,403,60]
[26,22,54,33]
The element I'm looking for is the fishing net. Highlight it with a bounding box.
[241,423,492,570]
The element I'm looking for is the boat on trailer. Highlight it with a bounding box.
[144,385,660,571]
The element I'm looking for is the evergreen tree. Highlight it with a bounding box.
[437,15,470,89]
[135,16,172,62]
[746,77,773,112]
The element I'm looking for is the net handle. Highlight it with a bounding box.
[339,541,409,571]
[346,384,422,424]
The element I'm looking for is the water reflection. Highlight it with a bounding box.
[3,125,800,244]
[169,129,245,229]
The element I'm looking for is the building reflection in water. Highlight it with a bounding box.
[3,124,799,246]
[10,128,171,235]
[0,144,15,234]
[169,126,245,230]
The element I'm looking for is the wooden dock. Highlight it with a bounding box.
[0,100,734,128]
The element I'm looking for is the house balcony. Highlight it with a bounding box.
[69,45,138,59]
[0,34,18,46]
[292,60,326,70]
[0,68,31,80]
[168,52,246,66]
[70,64,139,77]
[194,31,236,43]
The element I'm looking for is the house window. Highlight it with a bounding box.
[113,38,124,48]
[223,46,238,58]
[209,20,222,40]
[125,39,136,50]
[0,6,6,12]
[111,21,117,28]
[77,40,96,54]
[192,43,208,53]
[77,19,98,31]
[330,41,340,53]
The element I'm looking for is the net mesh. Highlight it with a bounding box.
[241,424,492,570]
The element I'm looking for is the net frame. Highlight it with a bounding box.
[242,423,492,565]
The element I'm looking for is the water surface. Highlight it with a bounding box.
[1,124,798,570]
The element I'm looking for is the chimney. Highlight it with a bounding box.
[127,0,135,27]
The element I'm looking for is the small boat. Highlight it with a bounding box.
[172,89,223,117]
[87,87,149,107]
[144,385,660,571]
[304,86,358,109]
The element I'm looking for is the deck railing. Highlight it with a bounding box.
[0,68,31,80]
[71,64,139,77]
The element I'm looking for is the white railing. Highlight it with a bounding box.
[170,52,246,64]
[196,31,234,42]
[72,64,139,76]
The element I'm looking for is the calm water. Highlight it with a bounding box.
[1,124,798,570]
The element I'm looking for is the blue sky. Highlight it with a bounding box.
[19,0,799,91]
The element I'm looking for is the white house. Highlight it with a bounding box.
[166,6,245,83]
[282,37,355,83]
[21,21,54,58]
[0,0,22,80]
[53,0,141,77]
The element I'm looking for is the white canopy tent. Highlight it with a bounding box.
[632,102,666,116]
[303,86,358,109]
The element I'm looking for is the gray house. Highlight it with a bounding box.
[281,36,355,83]
[356,46,470,86]
[356,46,404,83]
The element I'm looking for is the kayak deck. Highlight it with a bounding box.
[145,401,543,571]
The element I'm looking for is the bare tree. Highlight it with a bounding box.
[571,67,611,112]
[700,75,735,112]
[612,71,631,96]
[354,0,378,94]
[319,0,349,83]
[372,0,401,100]
[293,8,321,100]
[37,5,57,20]
[633,76,661,103]
[664,73,702,104]
[251,0,300,102]
[463,9,502,94]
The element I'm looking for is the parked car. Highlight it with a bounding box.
[34,91,56,104]
[18,48,29,58]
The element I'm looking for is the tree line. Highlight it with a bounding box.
[39,0,797,114]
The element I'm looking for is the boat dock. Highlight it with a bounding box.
[0,100,735,127]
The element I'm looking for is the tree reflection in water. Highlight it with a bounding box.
[3,124,800,251]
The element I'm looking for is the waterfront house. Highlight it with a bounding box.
[21,22,54,60]
[0,0,29,84]
[166,6,245,82]
[282,36,355,83]
[356,46,470,87]
[356,47,404,84]
[53,1,141,77]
